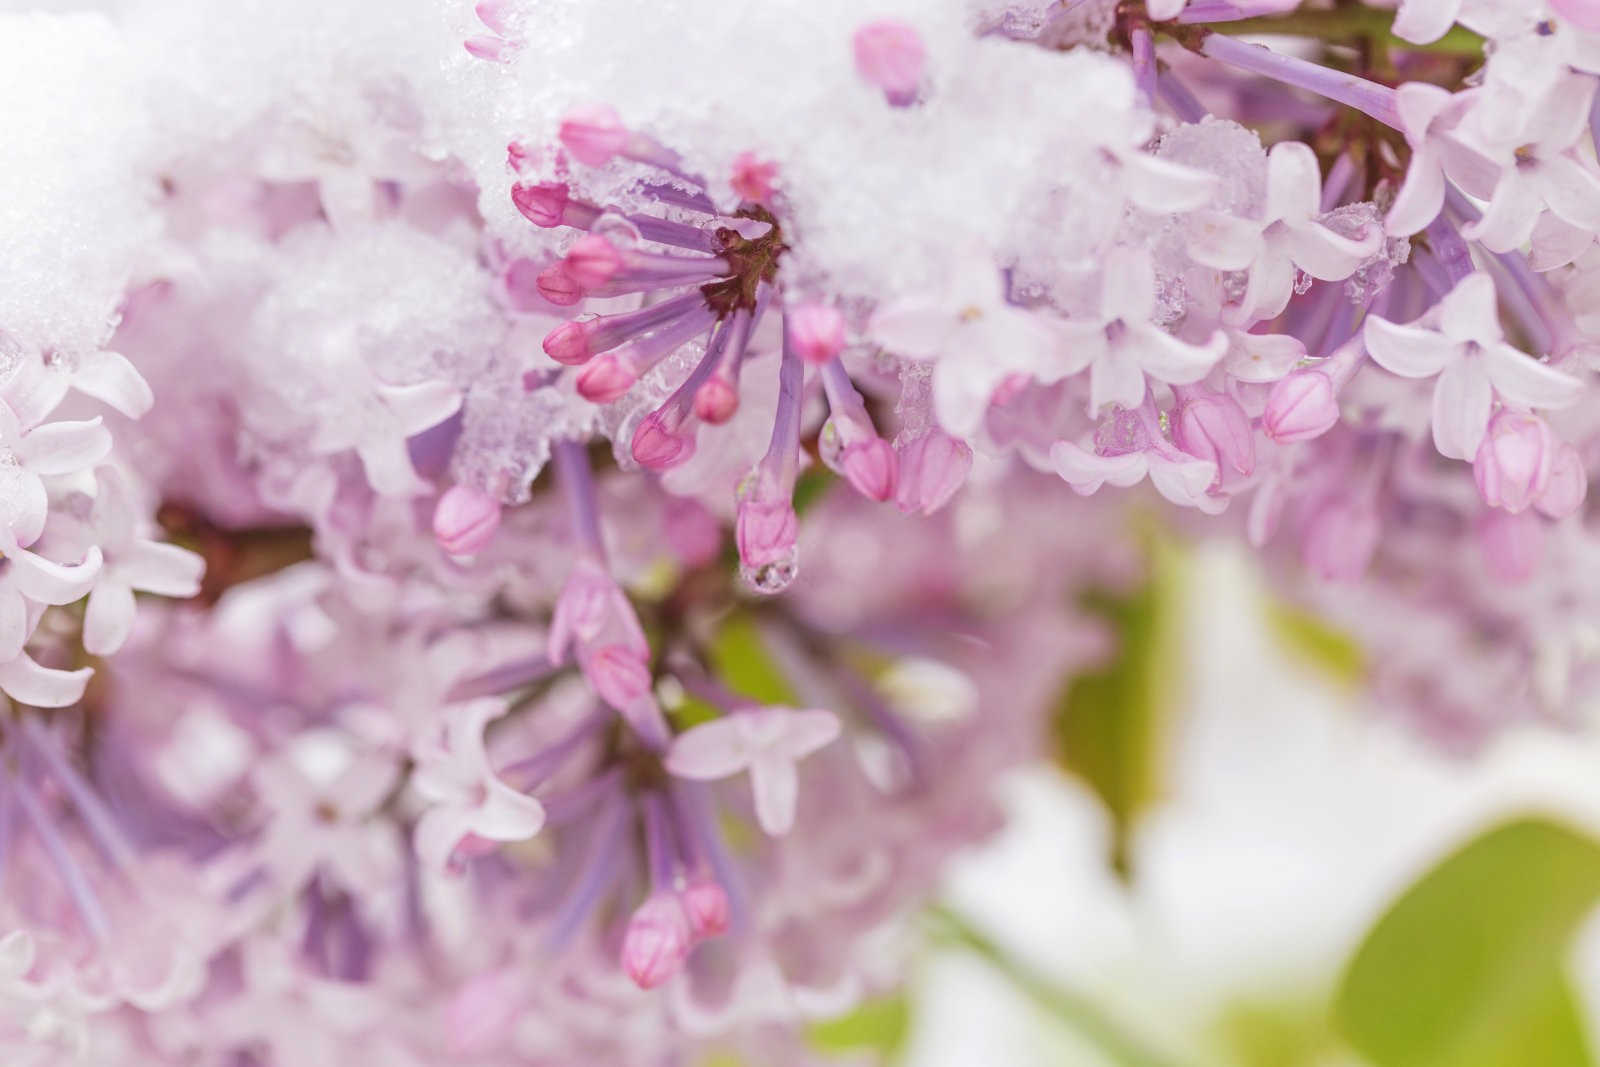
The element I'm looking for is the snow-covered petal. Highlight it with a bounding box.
[1122,153,1216,214]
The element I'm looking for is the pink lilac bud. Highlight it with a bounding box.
[787,303,846,366]
[1552,0,1600,32]
[632,412,696,470]
[433,486,502,556]
[533,263,582,307]
[1479,510,1545,584]
[502,258,547,311]
[1263,370,1338,443]
[576,353,638,403]
[1474,410,1553,515]
[736,496,799,569]
[463,36,518,63]
[474,0,515,35]
[895,431,971,516]
[621,893,692,990]
[584,644,653,710]
[678,875,729,940]
[506,140,533,174]
[853,20,925,104]
[543,321,596,365]
[559,104,629,167]
[563,234,624,288]
[730,152,779,205]
[840,438,898,502]
[693,375,738,425]
[1537,443,1587,520]
[1173,388,1255,480]
[511,181,569,227]
[1302,499,1380,582]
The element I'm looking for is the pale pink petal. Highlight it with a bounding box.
[868,298,952,360]
[1100,246,1157,324]
[73,350,154,418]
[378,380,462,436]
[357,439,428,497]
[1049,441,1148,494]
[0,467,48,548]
[415,806,477,874]
[1484,344,1585,410]
[1529,214,1593,272]
[8,545,101,604]
[1148,458,1220,509]
[1464,175,1543,253]
[748,753,799,836]
[1225,331,1306,383]
[1395,82,1456,144]
[472,785,546,841]
[1529,74,1598,153]
[772,708,842,762]
[120,540,204,598]
[1186,210,1264,271]
[1236,251,1297,322]
[1089,349,1148,415]
[1436,272,1503,347]
[83,581,137,656]
[665,718,751,780]
[1431,357,1492,460]
[1392,0,1463,44]
[0,653,92,707]
[1121,153,1215,213]
[1283,220,1379,280]
[17,418,111,476]
[1540,155,1600,233]
[1385,149,1447,237]
[1363,317,1459,378]
[1265,142,1322,224]
[1130,326,1228,384]
[0,588,29,661]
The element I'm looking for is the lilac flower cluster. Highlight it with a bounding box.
[0,0,1597,1061]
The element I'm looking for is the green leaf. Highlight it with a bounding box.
[807,993,910,1058]
[706,614,800,707]
[1335,817,1600,1067]
[1050,540,1184,877]
[1264,597,1365,687]
[1213,991,1339,1067]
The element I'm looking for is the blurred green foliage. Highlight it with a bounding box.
[1051,538,1184,878]
[1263,597,1366,688]
[1336,817,1600,1067]
[707,613,800,708]
[807,993,912,1059]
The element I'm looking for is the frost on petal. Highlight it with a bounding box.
[1483,345,1585,410]
[1431,357,1493,460]
[1363,317,1459,379]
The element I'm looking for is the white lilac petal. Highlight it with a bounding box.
[1089,347,1149,415]
[1363,316,1461,378]
[0,466,49,549]
[1099,246,1158,325]
[1121,153,1216,214]
[1132,325,1228,385]
[73,350,154,418]
[1283,220,1380,280]
[1148,457,1221,510]
[9,545,101,604]
[1437,272,1504,347]
[1432,356,1493,460]
[0,653,92,708]
[1395,81,1456,143]
[1186,210,1265,271]
[17,417,113,477]
[1464,174,1544,253]
[1049,441,1148,494]
[1386,144,1448,237]
[0,587,29,662]
[748,753,800,836]
[665,717,753,780]
[1225,331,1306,383]
[770,708,842,762]
[868,298,952,360]
[1540,155,1600,233]
[120,540,205,598]
[1393,0,1465,44]
[1483,345,1586,410]
[1264,142,1323,224]
[83,581,138,656]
